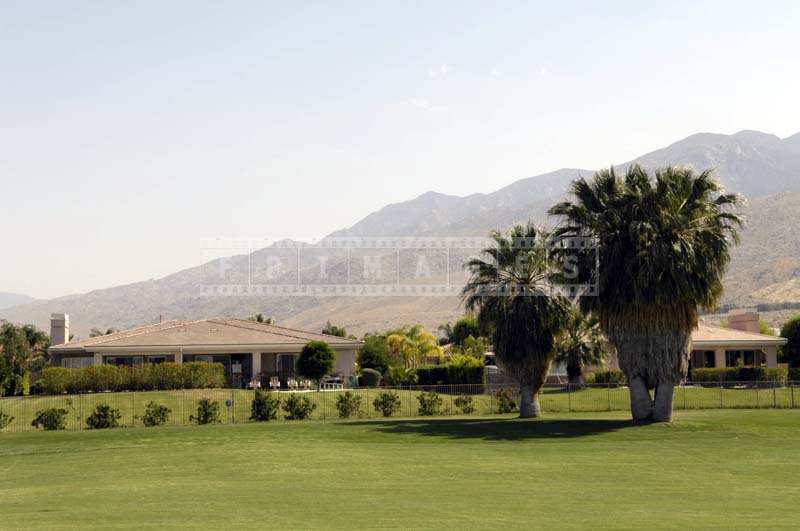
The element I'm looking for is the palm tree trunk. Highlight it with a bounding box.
[652,380,674,422]
[628,376,653,422]
[519,383,542,418]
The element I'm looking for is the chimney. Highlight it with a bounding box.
[727,310,760,334]
[50,313,70,345]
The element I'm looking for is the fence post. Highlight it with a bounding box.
[773,380,777,409]
[131,391,136,427]
[607,381,611,412]
[79,393,83,431]
[682,383,687,410]
[231,389,235,424]
[792,383,796,409]
[719,381,723,409]
[567,383,572,413]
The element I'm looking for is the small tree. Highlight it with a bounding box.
[322,321,347,338]
[357,334,392,375]
[139,402,171,427]
[296,341,336,386]
[781,316,800,368]
[31,408,68,430]
[86,403,122,429]
[190,399,221,425]
[373,391,402,417]
[250,390,280,421]
[0,409,14,430]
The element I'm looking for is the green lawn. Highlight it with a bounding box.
[1,385,798,433]
[1,410,799,529]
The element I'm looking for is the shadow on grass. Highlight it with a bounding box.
[345,417,632,441]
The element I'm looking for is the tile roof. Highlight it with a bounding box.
[691,323,787,346]
[50,318,362,351]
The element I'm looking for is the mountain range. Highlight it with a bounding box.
[4,129,800,338]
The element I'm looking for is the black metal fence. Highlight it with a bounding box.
[0,381,798,434]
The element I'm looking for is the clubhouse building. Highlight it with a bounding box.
[47,314,362,388]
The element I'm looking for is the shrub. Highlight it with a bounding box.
[37,362,225,395]
[0,410,13,430]
[282,394,316,420]
[591,370,627,386]
[357,335,391,375]
[417,391,443,416]
[190,399,221,425]
[250,390,280,422]
[296,341,336,385]
[86,403,122,429]
[31,408,68,430]
[139,402,171,427]
[692,367,788,383]
[789,368,800,382]
[373,391,401,417]
[454,395,475,414]
[415,357,484,386]
[336,391,363,418]
[496,388,517,414]
[358,368,382,388]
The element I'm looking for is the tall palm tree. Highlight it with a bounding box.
[549,165,742,422]
[554,306,608,385]
[463,224,568,418]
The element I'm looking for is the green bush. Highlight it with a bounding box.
[496,388,517,414]
[789,368,800,382]
[335,391,363,418]
[31,408,68,430]
[415,356,484,386]
[357,335,391,375]
[692,367,788,383]
[190,399,221,425]
[38,362,225,395]
[358,368,382,388]
[139,402,171,427]
[591,370,627,386]
[454,395,475,414]
[0,410,13,429]
[296,341,336,384]
[250,390,280,422]
[282,394,316,420]
[373,391,401,417]
[417,391,443,416]
[86,403,122,429]
[780,315,800,368]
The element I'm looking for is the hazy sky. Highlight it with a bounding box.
[2,1,799,299]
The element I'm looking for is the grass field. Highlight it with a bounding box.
[1,410,799,529]
[1,384,798,433]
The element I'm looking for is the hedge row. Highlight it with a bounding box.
[588,370,626,385]
[415,361,484,386]
[38,362,225,394]
[691,367,789,383]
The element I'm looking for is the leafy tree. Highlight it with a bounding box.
[356,334,392,374]
[438,315,482,346]
[450,335,488,359]
[296,340,336,385]
[250,390,280,421]
[550,165,742,422]
[554,306,609,385]
[386,325,442,369]
[463,224,569,418]
[1,323,49,396]
[780,316,800,368]
[322,321,347,338]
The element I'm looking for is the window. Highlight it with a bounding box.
[725,350,765,368]
[62,357,93,368]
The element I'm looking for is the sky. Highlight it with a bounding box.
[2,0,800,299]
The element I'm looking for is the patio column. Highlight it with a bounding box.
[252,352,262,378]
[175,350,183,364]
[93,353,103,366]
[765,346,778,368]
[714,348,726,369]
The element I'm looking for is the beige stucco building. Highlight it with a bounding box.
[47,315,362,387]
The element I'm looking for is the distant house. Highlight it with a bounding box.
[47,314,362,387]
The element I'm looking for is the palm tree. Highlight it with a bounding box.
[554,306,608,385]
[463,224,569,418]
[386,325,442,369]
[549,165,742,422]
